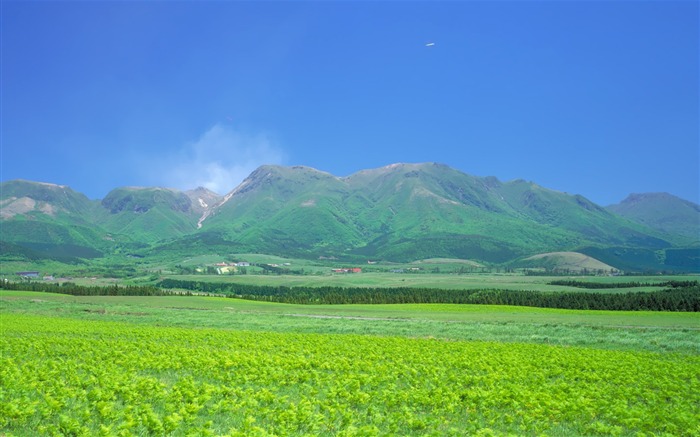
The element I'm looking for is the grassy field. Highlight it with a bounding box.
[2,289,699,436]
[157,272,695,293]
[2,290,698,353]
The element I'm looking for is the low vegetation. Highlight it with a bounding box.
[1,291,699,436]
[2,269,698,436]
[1,316,697,436]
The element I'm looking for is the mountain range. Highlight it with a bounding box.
[1,163,698,272]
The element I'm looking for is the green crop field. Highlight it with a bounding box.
[2,289,699,436]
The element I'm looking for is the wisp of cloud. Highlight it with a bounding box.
[161,124,285,194]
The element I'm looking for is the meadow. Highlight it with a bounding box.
[157,271,690,293]
[2,283,699,436]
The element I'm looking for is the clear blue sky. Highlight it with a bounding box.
[2,0,698,205]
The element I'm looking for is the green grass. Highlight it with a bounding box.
[516,251,616,272]
[2,306,699,436]
[3,288,699,436]
[412,257,484,266]
[3,290,698,354]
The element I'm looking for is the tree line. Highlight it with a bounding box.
[548,280,698,289]
[0,281,184,296]
[156,279,700,311]
[3,278,697,311]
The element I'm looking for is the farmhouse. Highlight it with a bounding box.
[217,266,236,275]
[215,261,250,267]
[15,271,40,278]
[332,268,362,273]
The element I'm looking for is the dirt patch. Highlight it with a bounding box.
[284,313,412,322]
[83,308,106,314]
[166,307,213,311]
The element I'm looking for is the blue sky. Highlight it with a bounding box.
[2,0,698,205]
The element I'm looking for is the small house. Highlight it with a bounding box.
[16,271,40,278]
[332,268,362,273]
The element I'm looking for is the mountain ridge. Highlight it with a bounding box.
[607,192,700,242]
[2,163,698,271]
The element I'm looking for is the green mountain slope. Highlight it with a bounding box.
[514,251,617,273]
[340,164,554,262]
[607,193,700,242]
[97,187,204,243]
[1,181,223,262]
[498,180,672,249]
[198,166,364,255]
[3,166,697,272]
[1,180,96,220]
[0,180,112,259]
[194,163,684,267]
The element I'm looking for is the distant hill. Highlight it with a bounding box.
[0,179,96,220]
[0,181,221,258]
[98,187,204,243]
[0,180,110,259]
[193,163,688,269]
[514,252,617,273]
[2,164,698,272]
[607,193,700,242]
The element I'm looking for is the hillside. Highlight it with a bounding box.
[515,252,617,273]
[0,180,114,259]
[0,181,220,259]
[195,163,683,267]
[97,187,203,242]
[185,187,222,215]
[0,180,96,220]
[2,164,698,272]
[607,193,700,242]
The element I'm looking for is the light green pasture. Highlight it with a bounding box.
[2,290,698,354]
[4,314,698,436]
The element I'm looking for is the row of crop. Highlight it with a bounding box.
[156,278,700,311]
[2,313,699,436]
